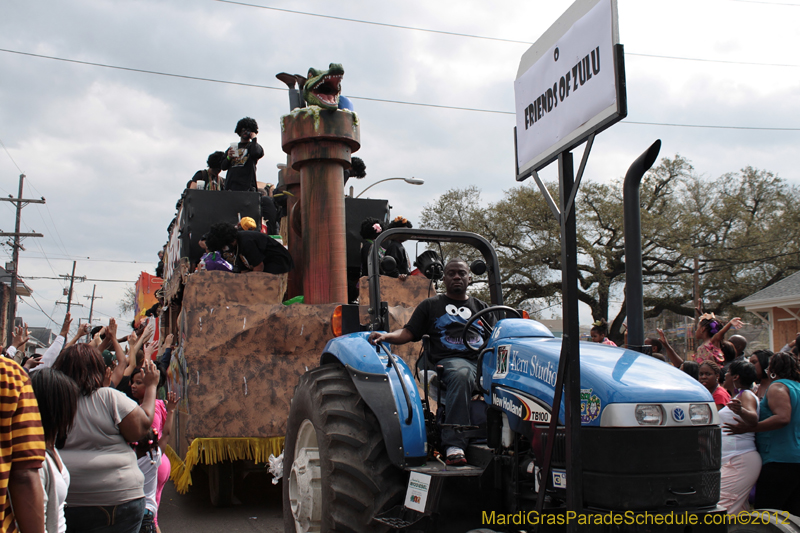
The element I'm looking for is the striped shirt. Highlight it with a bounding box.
[0,357,45,533]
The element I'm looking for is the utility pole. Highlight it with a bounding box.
[83,285,101,342]
[85,285,101,324]
[65,262,76,314]
[56,262,85,314]
[0,173,45,343]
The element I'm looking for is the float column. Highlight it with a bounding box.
[281,108,360,304]
[282,163,303,299]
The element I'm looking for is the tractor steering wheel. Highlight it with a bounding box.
[462,305,523,354]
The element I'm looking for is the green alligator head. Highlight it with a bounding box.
[302,63,344,111]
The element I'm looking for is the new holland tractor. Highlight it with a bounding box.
[282,228,734,533]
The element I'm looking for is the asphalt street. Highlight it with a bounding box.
[158,469,284,532]
[156,466,491,532]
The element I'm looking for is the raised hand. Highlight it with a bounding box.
[166,391,180,412]
[107,318,118,338]
[12,323,30,349]
[60,312,73,337]
[142,359,160,388]
[103,366,113,387]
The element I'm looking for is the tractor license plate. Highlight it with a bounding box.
[404,472,432,513]
[552,469,567,489]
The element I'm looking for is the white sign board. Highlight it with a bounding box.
[404,471,431,513]
[515,0,625,177]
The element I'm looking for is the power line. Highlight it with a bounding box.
[25,276,136,283]
[22,294,58,326]
[0,138,23,175]
[0,48,510,114]
[212,0,533,44]
[729,0,800,5]
[621,121,800,131]
[627,52,798,68]
[0,48,286,91]
[212,0,799,68]
[21,254,150,264]
[23,178,71,258]
[2,48,800,129]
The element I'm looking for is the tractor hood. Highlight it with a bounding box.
[485,319,715,427]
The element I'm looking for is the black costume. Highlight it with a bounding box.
[222,139,264,191]
[383,240,410,277]
[260,195,278,235]
[235,230,293,274]
[360,240,410,278]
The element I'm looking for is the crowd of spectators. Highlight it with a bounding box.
[1,313,179,532]
[654,314,800,516]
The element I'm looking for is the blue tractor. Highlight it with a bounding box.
[281,228,740,532]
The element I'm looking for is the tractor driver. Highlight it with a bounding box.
[368,258,494,466]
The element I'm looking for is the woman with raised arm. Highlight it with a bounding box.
[694,312,742,365]
[54,344,159,533]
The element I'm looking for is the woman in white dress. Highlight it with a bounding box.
[30,367,80,533]
[719,360,761,514]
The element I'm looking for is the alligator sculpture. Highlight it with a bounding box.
[302,63,344,110]
[276,63,347,111]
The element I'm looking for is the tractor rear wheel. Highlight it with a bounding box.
[283,363,406,533]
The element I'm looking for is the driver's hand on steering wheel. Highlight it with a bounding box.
[368,332,386,345]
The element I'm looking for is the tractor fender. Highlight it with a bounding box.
[320,332,427,468]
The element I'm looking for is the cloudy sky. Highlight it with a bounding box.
[1,0,798,334]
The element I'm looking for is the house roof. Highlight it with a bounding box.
[0,267,32,297]
[29,327,55,347]
[736,270,800,309]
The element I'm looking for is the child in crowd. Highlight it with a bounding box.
[590,319,616,346]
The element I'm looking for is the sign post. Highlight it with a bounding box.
[513,0,626,527]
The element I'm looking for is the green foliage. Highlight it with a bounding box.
[420,156,800,343]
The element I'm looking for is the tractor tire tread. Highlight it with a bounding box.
[284,363,406,533]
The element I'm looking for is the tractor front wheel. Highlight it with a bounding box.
[283,363,405,533]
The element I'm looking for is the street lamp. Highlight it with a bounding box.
[353,177,425,198]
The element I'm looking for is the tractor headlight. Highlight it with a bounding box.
[635,404,664,426]
[689,403,713,425]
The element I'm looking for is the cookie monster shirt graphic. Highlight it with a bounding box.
[404,294,492,363]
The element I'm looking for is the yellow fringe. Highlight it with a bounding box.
[166,437,285,494]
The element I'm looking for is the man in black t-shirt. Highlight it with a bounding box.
[222,117,264,192]
[369,259,492,466]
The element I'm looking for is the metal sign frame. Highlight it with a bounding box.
[512,0,627,529]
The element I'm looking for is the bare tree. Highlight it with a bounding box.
[118,285,137,316]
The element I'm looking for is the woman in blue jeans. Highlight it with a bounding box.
[727,351,800,515]
[53,344,159,533]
